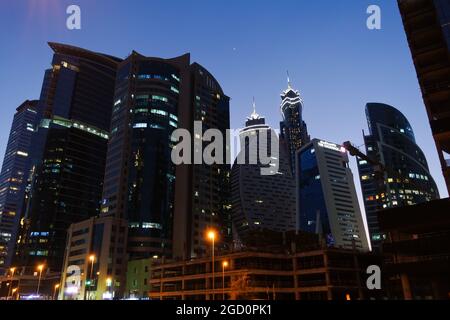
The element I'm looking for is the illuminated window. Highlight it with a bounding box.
[170,86,179,94]
[133,123,147,129]
[152,95,168,102]
[16,151,28,157]
[150,109,168,116]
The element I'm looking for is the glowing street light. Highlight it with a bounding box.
[53,284,60,300]
[222,261,229,300]
[7,267,16,300]
[85,254,96,300]
[36,264,45,296]
[206,229,217,300]
[11,288,18,300]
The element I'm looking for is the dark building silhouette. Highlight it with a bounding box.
[0,100,40,271]
[379,198,450,300]
[398,0,450,193]
[101,52,231,260]
[231,102,296,244]
[280,77,310,173]
[357,103,439,250]
[15,43,121,272]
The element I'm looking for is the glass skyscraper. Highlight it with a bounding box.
[101,52,231,260]
[280,79,310,173]
[398,0,450,193]
[15,43,121,272]
[357,103,439,250]
[297,139,369,252]
[0,100,39,271]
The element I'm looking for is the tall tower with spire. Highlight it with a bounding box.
[280,72,310,173]
[231,99,296,243]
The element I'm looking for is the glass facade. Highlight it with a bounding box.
[15,43,120,272]
[297,144,331,242]
[0,101,40,270]
[102,53,188,259]
[358,103,439,250]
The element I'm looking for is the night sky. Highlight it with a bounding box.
[0,0,447,223]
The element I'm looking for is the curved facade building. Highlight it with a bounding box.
[357,103,439,249]
[231,102,296,244]
[102,52,189,259]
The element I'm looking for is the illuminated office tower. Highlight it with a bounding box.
[357,103,439,250]
[101,52,231,260]
[0,100,39,271]
[16,43,121,272]
[297,139,370,251]
[231,102,296,243]
[280,77,310,173]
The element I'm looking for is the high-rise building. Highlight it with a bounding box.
[398,0,450,193]
[231,102,296,243]
[101,51,231,260]
[15,43,121,272]
[280,77,310,173]
[357,103,439,250]
[0,100,40,271]
[102,52,189,260]
[175,63,231,259]
[297,139,370,251]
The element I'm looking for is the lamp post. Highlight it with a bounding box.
[53,284,60,300]
[85,254,95,300]
[222,261,228,300]
[36,264,44,297]
[106,277,112,300]
[11,288,18,300]
[207,229,217,300]
[7,267,16,300]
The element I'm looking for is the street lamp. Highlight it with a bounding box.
[36,264,44,297]
[222,261,228,300]
[7,267,16,300]
[206,229,217,300]
[11,288,18,300]
[105,277,112,300]
[85,254,96,300]
[53,284,60,300]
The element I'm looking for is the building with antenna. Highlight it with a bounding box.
[231,100,296,244]
[280,73,310,174]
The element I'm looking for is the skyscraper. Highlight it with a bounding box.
[101,52,189,260]
[0,100,39,271]
[16,43,121,272]
[280,76,310,173]
[172,63,231,259]
[297,139,370,251]
[357,103,439,250]
[398,0,450,193]
[101,52,231,260]
[231,101,296,243]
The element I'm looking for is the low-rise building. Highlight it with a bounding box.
[149,238,380,300]
[59,215,128,300]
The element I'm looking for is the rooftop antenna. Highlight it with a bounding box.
[287,70,292,89]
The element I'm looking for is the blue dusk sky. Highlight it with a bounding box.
[0,0,447,211]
